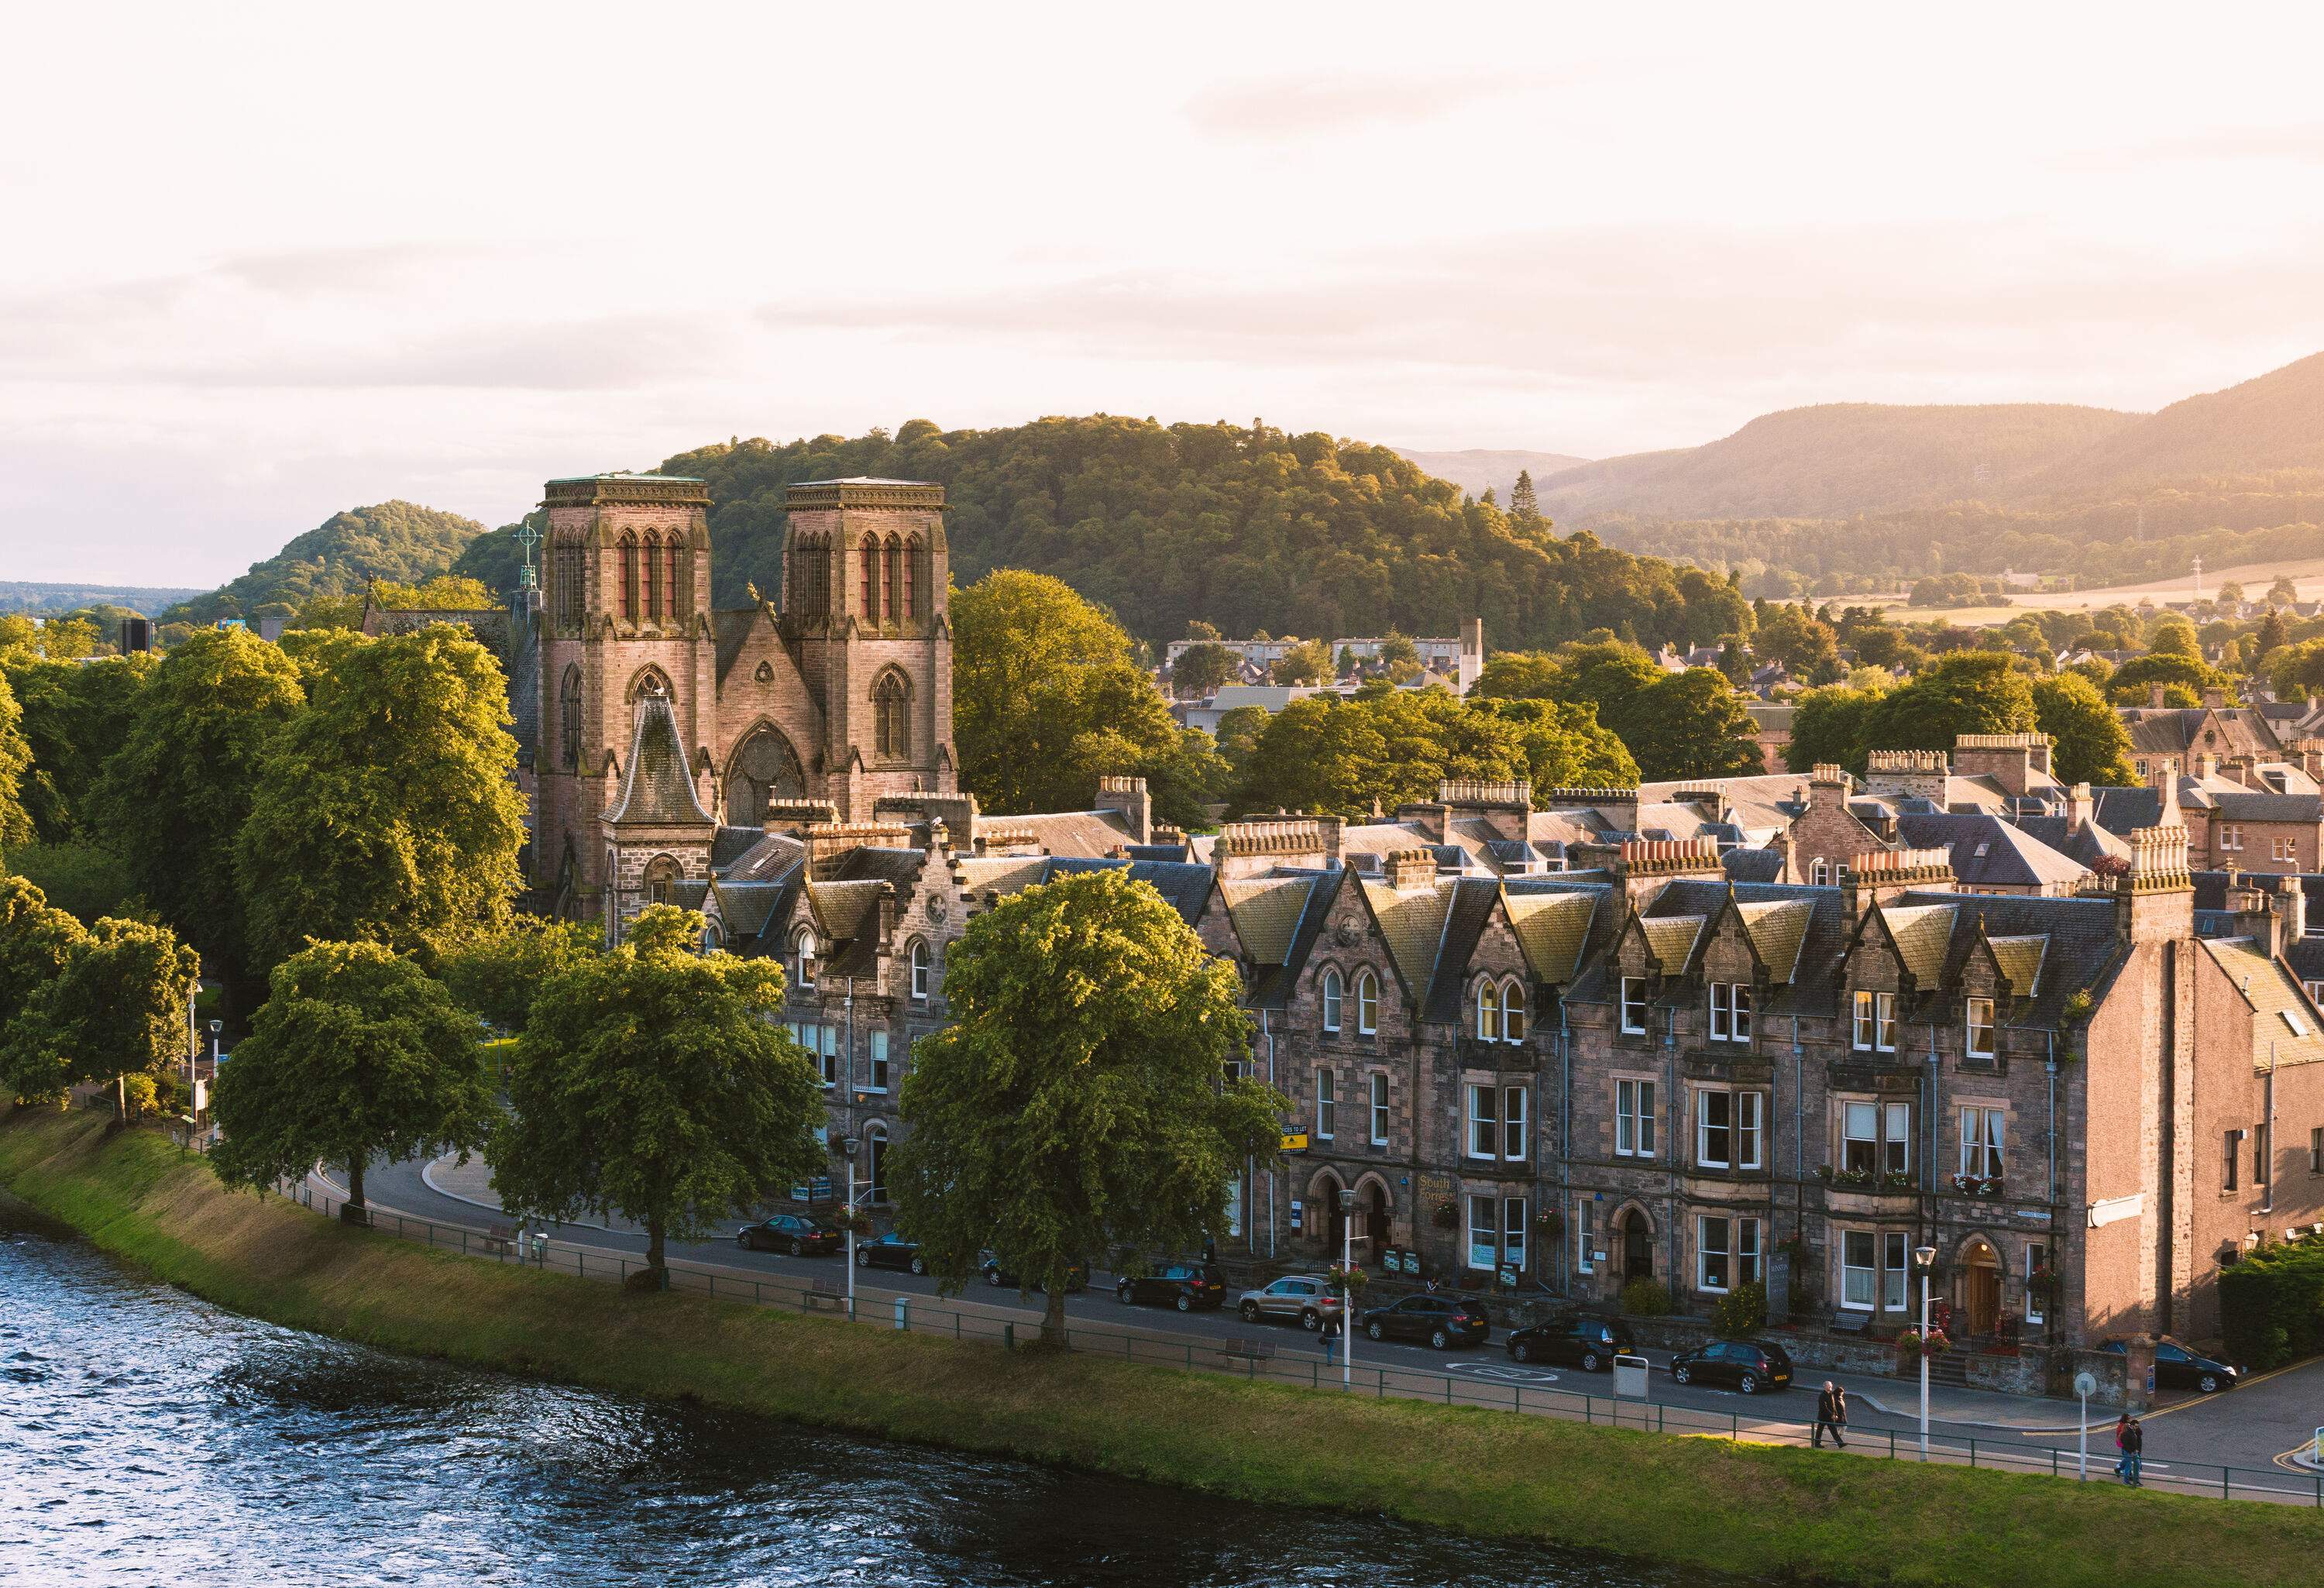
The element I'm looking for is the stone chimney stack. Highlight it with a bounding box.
[1840,847,1956,919]
[1387,847,1439,891]
[1953,732,2052,798]
[2224,877,2282,957]
[2064,781,2096,834]
[2148,682,2168,710]
[2276,881,2308,948]
[1864,750,1950,807]
[2115,825,2195,944]
[804,821,913,878]
[1095,775,1153,845]
[1212,816,1343,879]
[2202,685,2228,710]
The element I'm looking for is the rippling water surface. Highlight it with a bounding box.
[0,1198,1715,1587]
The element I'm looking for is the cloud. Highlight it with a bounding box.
[1183,71,1532,140]
[2057,123,2324,170]
[211,242,523,296]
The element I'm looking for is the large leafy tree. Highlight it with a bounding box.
[3,916,198,1114]
[1861,651,2037,754]
[238,627,527,971]
[0,666,32,850]
[490,906,823,1279]
[1783,686,1879,775]
[4,653,156,844]
[1471,699,1639,789]
[0,875,85,1040]
[1621,669,1765,780]
[1271,638,1335,686]
[891,868,1284,1345]
[437,915,602,1033]
[2032,673,2137,786]
[1169,642,1239,696]
[210,940,493,1216]
[94,627,305,992]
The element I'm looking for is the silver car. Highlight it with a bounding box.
[1235,1274,1343,1331]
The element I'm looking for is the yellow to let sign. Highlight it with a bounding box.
[1281,1133,1309,1151]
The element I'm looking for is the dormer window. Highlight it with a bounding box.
[1321,970,1342,1033]
[794,928,816,992]
[1709,982,1752,1043]
[1475,981,1502,1042]
[1356,971,1380,1035]
[1852,989,1896,1052]
[1620,976,1648,1035]
[1965,996,1996,1059]
[1502,980,1527,1043]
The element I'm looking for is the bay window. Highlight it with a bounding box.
[1699,1215,1762,1293]
[1697,1089,1764,1170]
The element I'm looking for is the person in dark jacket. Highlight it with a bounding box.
[2113,1413,2131,1480]
[2121,1415,2144,1486]
[1813,1380,1848,1449]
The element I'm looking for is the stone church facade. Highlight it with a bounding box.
[529,473,957,937]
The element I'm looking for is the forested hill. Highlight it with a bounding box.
[639,417,1751,651]
[2011,350,2324,497]
[167,501,489,625]
[1392,447,1590,505]
[1538,402,2136,521]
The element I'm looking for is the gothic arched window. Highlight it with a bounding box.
[903,535,920,617]
[559,666,582,772]
[883,534,901,624]
[641,530,661,621]
[643,853,681,905]
[873,672,911,761]
[724,725,805,826]
[1476,980,1501,1042]
[909,939,931,1002]
[618,532,639,622]
[794,928,816,992]
[1503,978,1528,1043]
[554,538,583,629]
[667,534,686,620]
[861,536,880,620]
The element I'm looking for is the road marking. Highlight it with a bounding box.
[1442,1362,1563,1384]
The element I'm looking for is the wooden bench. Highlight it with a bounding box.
[1220,1336,1277,1368]
[481,1224,518,1257]
[805,1275,848,1311]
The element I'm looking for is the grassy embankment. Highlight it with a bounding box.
[2,1108,2313,1588]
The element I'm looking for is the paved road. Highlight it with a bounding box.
[342,1153,2323,1482]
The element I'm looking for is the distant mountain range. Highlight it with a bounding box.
[1391,448,1590,504]
[163,501,490,625]
[0,581,206,617]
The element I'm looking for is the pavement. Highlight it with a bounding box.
[335,1150,2324,1485]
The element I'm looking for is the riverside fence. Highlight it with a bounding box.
[280,1176,2324,1508]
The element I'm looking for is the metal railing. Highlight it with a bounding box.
[277,1179,2324,1508]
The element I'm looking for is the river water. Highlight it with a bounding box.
[0,1198,1721,1587]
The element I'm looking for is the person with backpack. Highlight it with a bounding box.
[2112,1413,2132,1482]
[1813,1380,1849,1449]
[2122,1414,2144,1486]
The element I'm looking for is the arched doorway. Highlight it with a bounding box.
[1618,1208,1654,1283]
[1363,1180,1391,1257]
[1959,1237,2002,1339]
[1306,1169,1346,1259]
[724,725,806,826]
[865,1123,889,1205]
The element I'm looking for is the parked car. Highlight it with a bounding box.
[980,1249,1088,1292]
[856,1231,926,1274]
[1236,1274,1343,1330]
[1668,1339,1793,1394]
[2099,1335,2242,1394]
[1360,1294,1491,1349]
[737,1214,841,1256]
[1505,1313,1634,1370]
[1116,1261,1227,1311]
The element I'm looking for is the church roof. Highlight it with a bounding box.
[603,689,715,827]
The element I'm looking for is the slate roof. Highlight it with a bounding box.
[709,878,786,940]
[1640,913,1707,971]
[998,809,1140,859]
[1737,898,1814,982]
[2090,786,2167,837]
[1893,812,2089,890]
[2209,791,2323,822]
[1422,878,1504,1022]
[2011,814,2133,869]
[1879,902,1958,983]
[603,690,716,826]
[1601,879,1851,1017]
[1723,846,1786,884]
[1043,857,1215,925]
[713,608,773,684]
[1360,875,1454,992]
[1221,876,1316,964]
[1501,886,1598,985]
[1986,933,2047,998]
[717,830,806,882]
[2191,870,2324,924]
[2199,936,2324,1067]
[1889,889,2125,1030]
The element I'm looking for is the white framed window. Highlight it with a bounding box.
[1738,1217,1761,1287]
[1321,970,1342,1033]
[1502,1085,1528,1160]
[1620,976,1648,1035]
[1965,996,1995,1059]
[1225,1173,1243,1239]
[868,1029,890,1092]
[1697,1089,1734,1169]
[1356,971,1379,1035]
[1882,1231,1909,1311]
[1466,1193,1501,1270]
[2274,836,2299,863]
[2305,981,2324,1007]
[1841,1101,1879,1175]
[1709,982,1752,1043]
[1503,980,1527,1043]
[1466,1084,1498,1160]
[1615,1078,1656,1158]
[1810,858,1831,885]
[1699,1215,1733,1292]
[1476,981,1501,1042]
[1738,1090,1764,1170]
[1841,1229,1876,1310]
[1317,1070,1336,1140]
[1576,1197,1597,1274]
[1883,1101,1911,1178]
[1369,1073,1389,1145]
[1959,1105,2004,1179]
[1503,1195,1528,1270]
[787,1020,839,1088]
[794,929,816,992]
[1851,989,1896,1051]
[909,940,930,1002]
[2026,1240,2048,1325]
[2219,823,2243,851]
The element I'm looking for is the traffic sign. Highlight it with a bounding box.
[1280,1133,1308,1151]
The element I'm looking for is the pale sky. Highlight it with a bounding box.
[6,2,2324,585]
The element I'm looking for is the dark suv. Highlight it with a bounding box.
[2099,1336,2242,1394]
[1116,1262,1227,1311]
[1504,1314,1634,1370]
[1360,1294,1491,1349]
[1669,1338,1793,1394]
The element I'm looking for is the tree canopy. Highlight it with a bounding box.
[166,502,490,626]
[5,653,156,844]
[1169,641,1239,697]
[2030,672,2137,786]
[1471,640,1757,780]
[210,940,493,1216]
[3,913,198,1115]
[490,905,824,1278]
[889,868,1283,1343]
[437,915,603,1033]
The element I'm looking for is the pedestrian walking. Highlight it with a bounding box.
[1321,1316,1339,1369]
[2112,1413,2131,1482]
[2123,1415,2144,1487]
[1813,1380,1849,1449]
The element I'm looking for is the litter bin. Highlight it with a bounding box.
[893,1297,910,1331]
[1613,1352,1651,1400]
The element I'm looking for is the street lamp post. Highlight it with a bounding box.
[1339,1188,1357,1389]
[1914,1243,1937,1459]
[207,1019,222,1074]
[842,1136,861,1320]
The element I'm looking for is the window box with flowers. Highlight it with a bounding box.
[1326,1260,1370,1298]
[2027,1264,2060,1306]
[1432,1199,1460,1231]
[1896,1325,1951,1358]
[828,1205,875,1236]
[1950,1173,2003,1198]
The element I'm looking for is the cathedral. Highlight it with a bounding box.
[529,473,958,936]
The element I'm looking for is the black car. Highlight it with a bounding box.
[2100,1336,2242,1394]
[981,1249,1089,1293]
[1505,1314,1634,1370]
[1360,1294,1491,1349]
[737,1214,842,1256]
[1668,1338,1793,1394]
[856,1231,927,1274]
[1115,1262,1227,1311]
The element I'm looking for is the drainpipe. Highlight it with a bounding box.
[1925,1016,1940,1262]
[1666,1002,1678,1293]
[1792,1013,1805,1239]
[1560,1001,1573,1297]
[2044,1030,2058,1206]
[2264,1040,2277,1218]
[1262,1008,1277,1259]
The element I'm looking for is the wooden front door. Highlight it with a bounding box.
[1621,1213,1652,1281]
[1961,1251,2001,1338]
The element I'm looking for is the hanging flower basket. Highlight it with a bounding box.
[1535,1206,1564,1237]
[1773,1233,1808,1260]
[827,1206,875,1236]
[1326,1260,1370,1295]
[1432,1200,1459,1231]
[2027,1265,2060,1303]
[1897,1325,1952,1358]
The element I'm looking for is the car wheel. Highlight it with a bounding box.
[1672,1363,1692,1386]
[1176,1294,1193,1313]
[855,1248,871,1267]
[987,1270,1003,1287]
[909,1256,926,1277]
[789,1238,804,1256]
[2199,1372,2222,1393]
[1580,1349,1602,1373]
[1738,1373,1759,1396]
[737,1232,751,1249]
[1240,1301,1261,1322]
[1116,1283,1132,1303]
[1429,1328,1450,1350]
[1301,1309,1322,1331]
[1367,1321,1385,1342]
[1511,1342,1531,1363]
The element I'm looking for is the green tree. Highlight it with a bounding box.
[93,628,305,992]
[1210,705,1271,779]
[2264,640,2324,701]
[438,915,602,1032]
[1169,641,1239,697]
[1234,697,1390,817]
[0,875,85,1040]
[1271,638,1334,686]
[1376,631,1423,682]
[1623,669,1764,780]
[1184,619,1223,643]
[210,940,492,1218]
[237,627,526,971]
[2112,651,2223,703]
[2216,579,2245,608]
[1510,469,1541,521]
[0,666,31,850]
[1782,686,1879,775]
[490,905,823,1280]
[890,869,1283,1345]
[953,570,1186,816]
[165,501,490,627]
[1861,652,2037,754]
[4,653,156,844]
[2268,575,2299,607]
[2147,619,2199,658]
[2032,673,2137,786]
[3,916,198,1115]
[1471,699,1639,789]
[1470,651,1565,700]
[1754,604,1841,677]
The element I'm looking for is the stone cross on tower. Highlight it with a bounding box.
[515,520,540,591]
